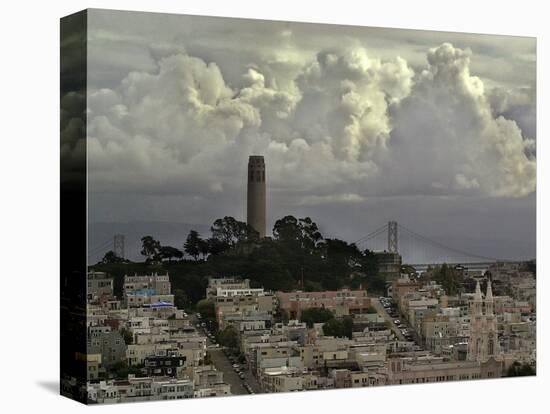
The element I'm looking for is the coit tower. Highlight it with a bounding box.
[247,155,266,238]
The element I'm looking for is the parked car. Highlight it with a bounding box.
[239,373,245,380]
[394,320,400,325]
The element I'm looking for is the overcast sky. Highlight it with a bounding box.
[83,9,536,262]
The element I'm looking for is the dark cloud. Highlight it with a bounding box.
[85,10,536,261]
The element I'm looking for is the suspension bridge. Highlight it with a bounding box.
[88,222,514,270]
[353,221,509,270]
[88,234,125,264]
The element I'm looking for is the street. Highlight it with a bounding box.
[371,298,406,341]
[208,348,249,395]
[191,312,261,395]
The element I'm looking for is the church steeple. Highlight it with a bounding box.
[474,280,482,299]
[485,281,494,316]
[472,280,483,316]
[467,279,500,362]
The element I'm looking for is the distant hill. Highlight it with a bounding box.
[89,221,210,263]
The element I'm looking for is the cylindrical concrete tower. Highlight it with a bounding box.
[247,155,266,238]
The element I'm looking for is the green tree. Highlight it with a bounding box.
[198,238,210,259]
[300,307,334,328]
[196,299,216,320]
[159,245,183,263]
[102,250,124,264]
[245,239,296,291]
[279,309,290,324]
[217,325,239,349]
[272,216,322,251]
[184,230,203,260]
[365,272,387,294]
[177,274,208,306]
[506,361,535,377]
[206,237,229,256]
[173,288,189,310]
[272,216,324,285]
[322,316,353,339]
[210,216,253,247]
[119,328,133,345]
[318,238,362,288]
[361,249,379,276]
[322,318,344,338]
[109,361,138,379]
[342,316,354,339]
[140,236,161,262]
[433,264,462,295]
[272,215,301,243]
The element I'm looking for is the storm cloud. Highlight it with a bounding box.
[84,10,536,261]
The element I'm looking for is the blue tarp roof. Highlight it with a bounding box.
[144,301,173,308]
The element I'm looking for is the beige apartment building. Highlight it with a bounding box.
[387,356,502,385]
[277,289,371,319]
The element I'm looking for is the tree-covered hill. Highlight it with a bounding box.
[90,215,383,308]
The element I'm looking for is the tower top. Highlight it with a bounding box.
[486,281,493,301]
[474,281,482,301]
[248,155,265,170]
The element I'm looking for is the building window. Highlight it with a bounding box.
[488,339,495,355]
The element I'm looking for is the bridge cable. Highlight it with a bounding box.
[397,224,501,262]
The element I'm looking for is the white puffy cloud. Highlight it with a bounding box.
[385,43,535,198]
[87,53,264,195]
[82,11,536,260]
[293,47,414,161]
[488,85,536,152]
[87,42,535,204]
[88,46,416,197]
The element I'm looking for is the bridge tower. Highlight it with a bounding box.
[113,234,125,258]
[388,221,398,253]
